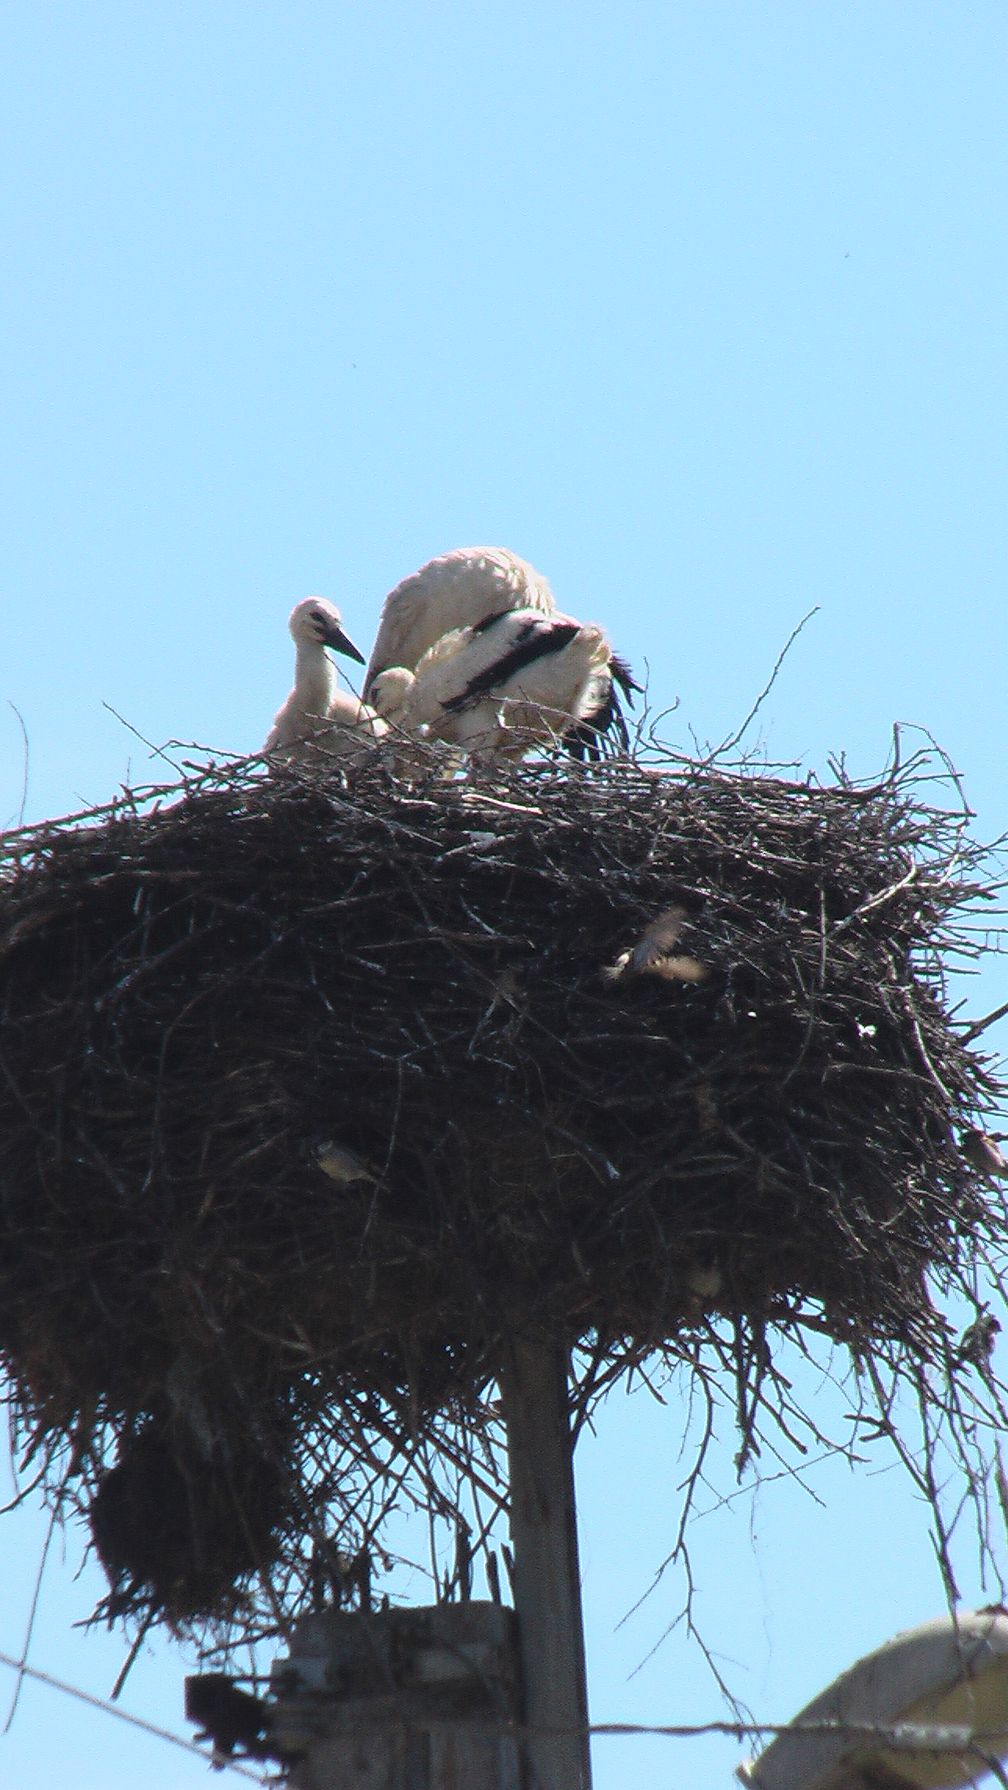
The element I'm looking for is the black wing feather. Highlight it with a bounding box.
[469,608,517,637]
[610,653,642,702]
[441,620,581,713]
[562,648,639,761]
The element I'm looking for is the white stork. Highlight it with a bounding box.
[264,598,386,762]
[369,607,637,762]
[366,548,639,759]
[363,547,557,694]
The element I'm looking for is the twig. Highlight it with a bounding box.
[6,701,29,827]
[699,607,820,767]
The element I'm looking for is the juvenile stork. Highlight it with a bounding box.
[370,608,637,762]
[363,547,557,694]
[265,598,385,762]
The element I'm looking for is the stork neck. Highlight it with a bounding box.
[295,639,336,714]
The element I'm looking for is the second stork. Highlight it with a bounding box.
[370,607,638,762]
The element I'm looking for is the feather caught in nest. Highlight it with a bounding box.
[315,1140,381,1185]
[603,903,709,984]
[961,1129,1008,1180]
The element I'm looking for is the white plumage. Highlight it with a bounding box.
[321,688,389,758]
[369,608,627,762]
[363,547,557,694]
[265,597,385,762]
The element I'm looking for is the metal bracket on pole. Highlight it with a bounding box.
[269,1601,524,1789]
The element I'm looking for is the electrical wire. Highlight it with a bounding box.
[0,1648,270,1783]
[2,1643,1006,1780]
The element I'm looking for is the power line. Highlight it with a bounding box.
[588,1717,981,1742]
[3,1644,1006,1778]
[0,1648,269,1784]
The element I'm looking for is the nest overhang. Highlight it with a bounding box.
[0,749,1001,1629]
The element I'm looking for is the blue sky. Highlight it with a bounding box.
[1,4,1007,1785]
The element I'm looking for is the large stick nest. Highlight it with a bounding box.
[0,745,1003,1637]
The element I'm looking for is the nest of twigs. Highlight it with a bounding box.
[0,742,1004,1636]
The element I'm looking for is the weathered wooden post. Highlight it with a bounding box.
[499,1332,592,1790]
[263,1332,591,1790]
[268,1601,524,1789]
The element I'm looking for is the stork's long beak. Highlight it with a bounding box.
[324,623,366,666]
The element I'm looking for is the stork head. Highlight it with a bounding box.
[288,597,365,666]
[368,666,417,722]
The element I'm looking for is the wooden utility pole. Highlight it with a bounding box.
[259,1331,592,1790]
[499,1331,592,1790]
[270,1602,524,1789]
